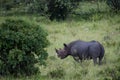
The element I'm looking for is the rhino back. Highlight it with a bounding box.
[69,40,103,59]
[70,41,89,57]
[67,40,82,54]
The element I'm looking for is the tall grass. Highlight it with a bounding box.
[38,13,119,80]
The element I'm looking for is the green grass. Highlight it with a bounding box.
[0,1,120,80]
[38,14,119,80]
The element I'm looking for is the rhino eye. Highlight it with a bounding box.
[64,50,66,53]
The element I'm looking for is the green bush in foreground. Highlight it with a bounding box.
[0,19,49,76]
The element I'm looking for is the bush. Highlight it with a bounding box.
[107,0,120,11]
[0,0,14,10]
[47,0,79,21]
[0,19,49,76]
[0,0,48,15]
[26,0,48,14]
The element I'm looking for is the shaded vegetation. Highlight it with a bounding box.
[47,0,80,21]
[107,0,120,11]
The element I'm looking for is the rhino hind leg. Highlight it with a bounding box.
[98,56,103,65]
[93,58,98,65]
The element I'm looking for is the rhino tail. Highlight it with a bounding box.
[98,42,105,59]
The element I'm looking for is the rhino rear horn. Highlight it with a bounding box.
[55,48,58,53]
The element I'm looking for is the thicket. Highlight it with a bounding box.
[0,0,47,15]
[0,0,80,20]
[47,0,81,20]
[0,0,120,20]
[107,0,120,11]
[0,19,49,76]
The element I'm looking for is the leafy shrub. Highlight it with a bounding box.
[47,0,79,21]
[47,0,69,20]
[0,0,14,10]
[0,0,48,15]
[0,19,49,76]
[107,0,120,11]
[26,0,48,14]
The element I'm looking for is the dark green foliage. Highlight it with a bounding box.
[0,0,80,17]
[0,0,13,10]
[107,0,120,11]
[47,0,70,21]
[0,0,48,15]
[0,19,49,76]
[26,0,48,14]
[47,0,79,21]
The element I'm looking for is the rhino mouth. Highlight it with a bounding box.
[60,55,66,59]
[59,56,64,59]
[57,55,61,58]
[57,55,64,59]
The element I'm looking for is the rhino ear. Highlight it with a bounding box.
[63,43,68,48]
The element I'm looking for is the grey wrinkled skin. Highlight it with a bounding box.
[55,40,105,65]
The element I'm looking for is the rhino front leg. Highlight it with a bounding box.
[98,57,103,65]
[73,57,81,63]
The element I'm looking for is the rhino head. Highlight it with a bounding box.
[55,47,68,59]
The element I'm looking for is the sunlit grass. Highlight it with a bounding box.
[0,1,120,80]
[37,13,120,80]
[0,13,119,80]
